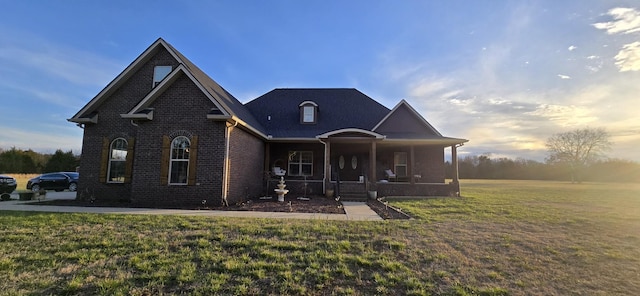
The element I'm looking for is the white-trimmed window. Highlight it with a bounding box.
[299,101,318,124]
[153,65,172,87]
[169,136,190,184]
[108,138,128,183]
[288,151,313,176]
[303,106,314,122]
[394,152,408,178]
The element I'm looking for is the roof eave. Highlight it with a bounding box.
[380,138,469,145]
[120,110,153,121]
[67,113,98,124]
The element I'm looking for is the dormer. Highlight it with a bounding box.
[299,101,318,124]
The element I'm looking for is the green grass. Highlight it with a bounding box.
[1,180,638,295]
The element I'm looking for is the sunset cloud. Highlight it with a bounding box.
[614,41,640,71]
[593,7,640,34]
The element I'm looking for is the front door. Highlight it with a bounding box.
[337,154,363,182]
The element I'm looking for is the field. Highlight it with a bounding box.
[0,180,638,295]
[10,174,38,191]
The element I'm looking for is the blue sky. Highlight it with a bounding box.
[1,1,639,161]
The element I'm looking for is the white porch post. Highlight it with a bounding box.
[324,139,331,194]
[451,145,459,183]
[451,144,460,196]
[369,140,376,189]
[410,145,415,184]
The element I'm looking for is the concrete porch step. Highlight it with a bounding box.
[339,192,368,201]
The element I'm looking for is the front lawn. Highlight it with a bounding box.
[0,180,638,295]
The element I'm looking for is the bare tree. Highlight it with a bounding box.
[546,128,611,183]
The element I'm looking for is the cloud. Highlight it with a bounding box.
[1,126,82,153]
[408,78,454,98]
[0,27,124,88]
[0,44,122,87]
[614,41,640,71]
[375,4,640,161]
[593,8,640,72]
[525,104,597,127]
[593,7,640,34]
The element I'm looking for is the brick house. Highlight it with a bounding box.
[69,38,467,207]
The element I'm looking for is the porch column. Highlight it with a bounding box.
[369,141,376,188]
[410,145,415,184]
[451,144,459,183]
[451,144,460,196]
[324,139,331,194]
[264,143,270,173]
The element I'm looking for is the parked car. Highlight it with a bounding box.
[0,174,17,193]
[27,172,79,192]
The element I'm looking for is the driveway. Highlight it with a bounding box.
[6,191,76,200]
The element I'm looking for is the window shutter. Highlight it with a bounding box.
[188,136,198,185]
[124,137,135,183]
[99,137,109,183]
[160,135,170,185]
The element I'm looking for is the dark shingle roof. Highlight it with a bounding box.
[244,88,390,138]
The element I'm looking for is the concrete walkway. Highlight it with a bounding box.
[0,193,382,221]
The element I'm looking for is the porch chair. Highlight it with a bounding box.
[385,169,396,181]
[272,166,286,176]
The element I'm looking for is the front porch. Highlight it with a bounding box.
[264,129,463,198]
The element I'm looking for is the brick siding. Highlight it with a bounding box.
[227,126,264,204]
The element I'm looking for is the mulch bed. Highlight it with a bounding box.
[31,195,346,215]
[205,196,346,214]
[30,195,412,219]
[366,199,412,220]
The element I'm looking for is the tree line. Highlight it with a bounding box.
[446,155,640,183]
[2,128,636,182]
[445,127,639,183]
[0,147,79,174]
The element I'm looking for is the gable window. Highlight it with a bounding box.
[108,138,128,183]
[153,65,172,87]
[288,151,313,176]
[169,136,190,184]
[394,152,408,178]
[299,101,318,124]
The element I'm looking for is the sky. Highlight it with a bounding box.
[1,0,639,162]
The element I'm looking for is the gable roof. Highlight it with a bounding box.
[244,88,390,139]
[68,38,264,135]
[372,100,467,145]
[373,99,441,136]
[69,38,466,145]
[121,64,230,119]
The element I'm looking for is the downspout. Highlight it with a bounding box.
[222,120,238,206]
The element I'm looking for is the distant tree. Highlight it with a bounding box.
[545,128,611,183]
[0,147,38,173]
[584,159,640,183]
[24,149,47,172]
[44,150,78,172]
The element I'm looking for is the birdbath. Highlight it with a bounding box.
[274,176,289,202]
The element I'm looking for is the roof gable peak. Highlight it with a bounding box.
[372,99,442,136]
[69,37,184,122]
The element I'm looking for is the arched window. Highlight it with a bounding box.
[108,138,128,183]
[169,136,190,184]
